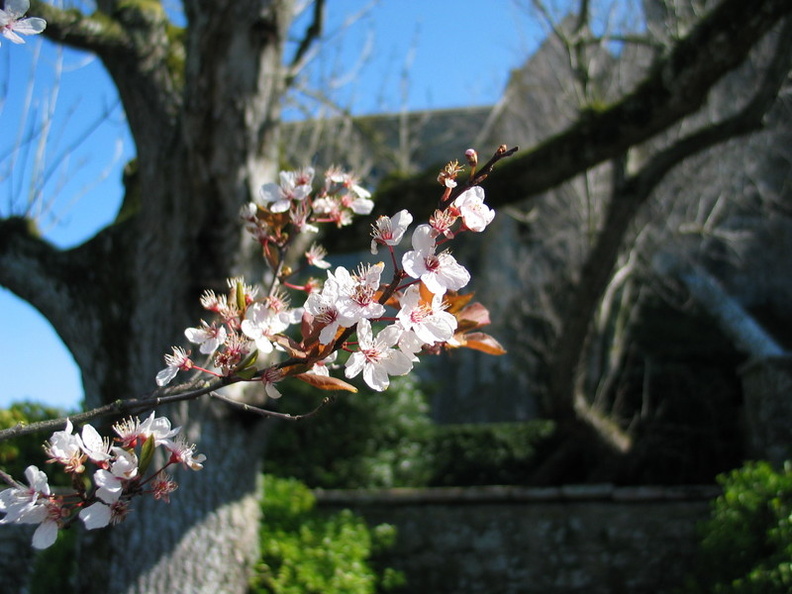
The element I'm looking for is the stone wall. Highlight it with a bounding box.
[316,484,719,594]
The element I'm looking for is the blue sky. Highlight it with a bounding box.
[0,0,541,411]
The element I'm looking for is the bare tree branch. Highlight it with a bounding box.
[372,0,792,220]
[548,15,792,424]
[286,0,325,84]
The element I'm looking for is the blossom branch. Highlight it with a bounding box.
[0,377,231,443]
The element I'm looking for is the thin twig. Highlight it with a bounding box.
[208,391,336,421]
[451,144,518,203]
[0,468,20,489]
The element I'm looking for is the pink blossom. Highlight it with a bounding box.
[151,472,178,502]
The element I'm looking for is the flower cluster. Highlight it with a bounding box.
[0,413,204,549]
[0,0,46,46]
[156,149,504,396]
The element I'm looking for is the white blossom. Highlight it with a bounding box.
[333,263,386,326]
[80,423,112,464]
[370,209,413,254]
[185,321,227,355]
[396,285,457,345]
[155,346,193,386]
[258,168,314,213]
[402,224,470,295]
[344,319,413,391]
[451,186,494,232]
[0,465,50,524]
[44,420,86,473]
[0,0,46,46]
[79,502,112,530]
[241,301,292,354]
[167,437,206,471]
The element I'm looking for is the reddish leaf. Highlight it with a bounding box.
[295,373,359,393]
[461,332,507,356]
[272,334,307,358]
[419,281,435,303]
[458,302,491,326]
[443,290,475,314]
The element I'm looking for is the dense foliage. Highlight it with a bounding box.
[686,461,792,593]
[427,421,555,487]
[251,475,404,594]
[265,376,436,488]
[265,376,555,488]
[0,402,71,486]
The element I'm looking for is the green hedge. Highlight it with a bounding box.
[685,461,792,593]
[265,376,556,489]
[427,421,555,487]
[251,475,404,594]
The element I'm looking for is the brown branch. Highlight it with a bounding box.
[0,378,230,442]
[626,16,792,200]
[548,16,792,423]
[372,0,792,219]
[286,0,325,85]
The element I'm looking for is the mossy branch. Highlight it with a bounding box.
[372,0,792,218]
[29,1,128,53]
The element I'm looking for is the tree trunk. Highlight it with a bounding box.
[5,2,293,592]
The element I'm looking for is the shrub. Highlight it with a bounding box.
[0,401,71,486]
[251,475,404,594]
[265,376,435,488]
[266,375,557,489]
[685,461,792,593]
[427,421,555,486]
